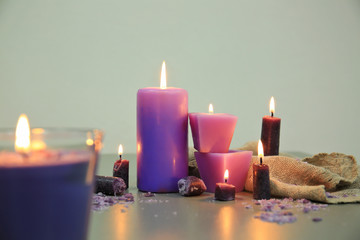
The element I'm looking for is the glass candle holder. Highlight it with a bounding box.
[0,128,103,240]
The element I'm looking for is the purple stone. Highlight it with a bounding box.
[178,176,207,196]
[95,175,126,196]
[113,177,127,196]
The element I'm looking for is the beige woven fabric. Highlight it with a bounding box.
[189,142,360,203]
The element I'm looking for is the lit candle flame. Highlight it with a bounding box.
[86,131,94,146]
[118,144,123,156]
[270,96,275,116]
[224,169,229,183]
[160,61,167,89]
[209,103,214,114]
[15,114,31,154]
[258,140,264,163]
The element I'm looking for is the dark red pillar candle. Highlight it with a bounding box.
[261,97,281,156]
[113,158,129,189]
[215,183,235,201]
[253,163,271,200]
[215,170,235,201]
[113,145,129,189]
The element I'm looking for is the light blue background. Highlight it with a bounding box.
[0,0,359,161]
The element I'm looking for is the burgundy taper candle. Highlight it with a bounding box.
[261,97,281,156]
[253,140,271,200]
[113,144,129,189]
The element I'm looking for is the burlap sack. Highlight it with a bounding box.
[188,142,360,203]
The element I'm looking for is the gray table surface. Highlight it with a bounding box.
[89,154,360,240]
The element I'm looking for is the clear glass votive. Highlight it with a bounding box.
[0,128,103,240]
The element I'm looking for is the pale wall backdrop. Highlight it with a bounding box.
[1,0,360,161]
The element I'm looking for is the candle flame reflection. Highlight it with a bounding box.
[160,61,167,89]
[15,114,31,154]
[217,206,235,239]
[31,128,47,151]
[269,96,275,115]
[258,140,264,159]
[209,104,214,114]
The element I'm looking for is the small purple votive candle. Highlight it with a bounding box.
[215,170,235,201]
[113,144,129,189]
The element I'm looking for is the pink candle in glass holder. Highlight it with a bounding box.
[195,150,252,193]
[189,104,237,153]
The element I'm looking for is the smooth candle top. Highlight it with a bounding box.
[263,115,281,120]
[138,87,187,94]
[189,112,237,119]
[0,150,92,168]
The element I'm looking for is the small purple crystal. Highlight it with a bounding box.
[113,178,127,196]
[312,217,322,222]
[178,176,207,196]
[144,192,155,197]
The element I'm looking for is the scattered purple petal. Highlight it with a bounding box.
[144,192,155,197]
[312,217,322,222]
[325,192,338,198]
[303,207,311,213]
[255,211,297,224]
[245,205,253,209]
[92,192,134,212]
[342,194,349,198]
[296,199,310,204]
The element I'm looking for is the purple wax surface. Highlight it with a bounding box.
[113,159,129,189]
[0,160,92,240]
[253,163,271,200]
[215,183,235,201]
[261,116,281,156]
[137,87,188,192]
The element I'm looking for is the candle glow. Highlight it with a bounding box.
[15,114,31,154]
[224,169,229,183]
[86,132,94,146]
[270,97,275,116]
[209,104,214,114]
[160,61,167,89]
[118,144,123,156]
[258,140,264,158]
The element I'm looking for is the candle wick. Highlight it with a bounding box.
[119,155,122,160]
[225,179,228,183]
[260,157,263,165]
[21,153,29,161]
[271,112,274,117]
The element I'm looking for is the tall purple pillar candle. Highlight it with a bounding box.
[137,62,188,192]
